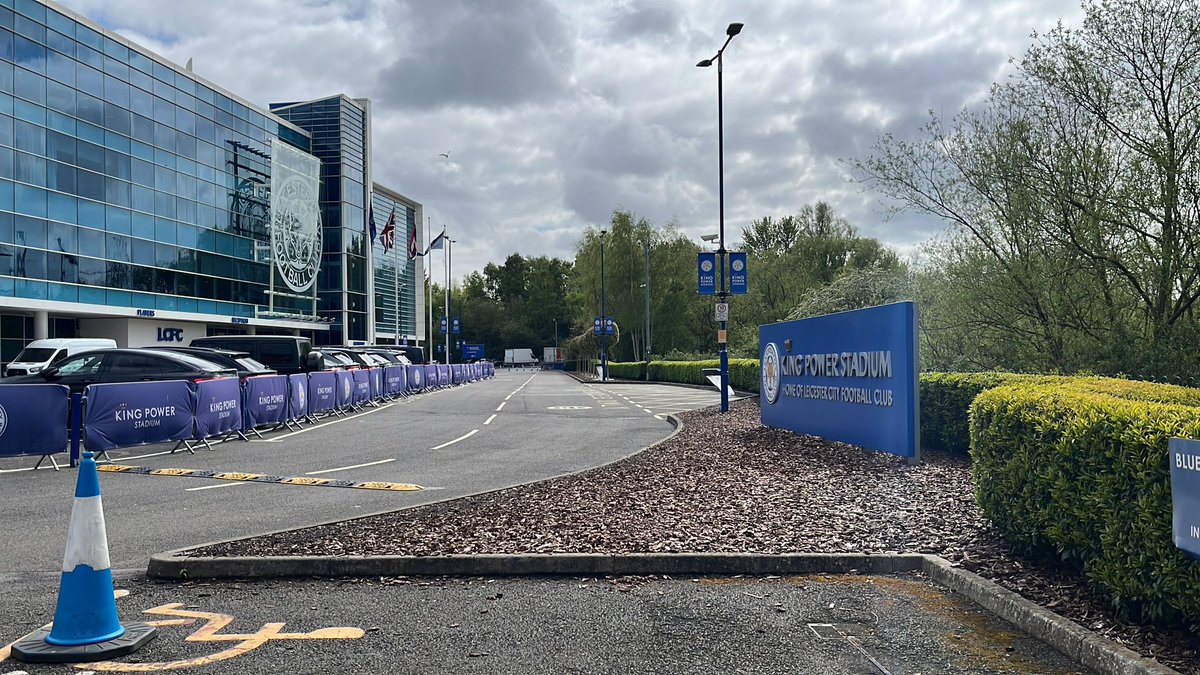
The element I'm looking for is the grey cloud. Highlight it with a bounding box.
[604,0,683,43]
[375,0,574,110]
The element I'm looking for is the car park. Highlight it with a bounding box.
[153,346,277,382]
[2,348,238,395]
[188,335,323,375]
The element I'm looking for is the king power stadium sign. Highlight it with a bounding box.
[760,302,920,462]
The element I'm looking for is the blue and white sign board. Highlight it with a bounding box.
[463,343,485,360]
[697,253,717,295]
[759,302,920,462]
[729,252,748,295]
[440,317,448,334]
[451,317,461,334]
[593,317,615,336]
[1169,438,1200,559]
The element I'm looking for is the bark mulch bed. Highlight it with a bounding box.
[196,397,1199,673]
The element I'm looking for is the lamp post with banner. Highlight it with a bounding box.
[696,21,742,413]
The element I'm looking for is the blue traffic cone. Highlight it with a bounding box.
[11,452,156,663]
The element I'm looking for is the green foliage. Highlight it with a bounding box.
[606,361,647,380]
[919,372,1063,454]
[970,379,1200,625]
[642,359,760,392]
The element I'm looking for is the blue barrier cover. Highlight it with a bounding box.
[288,373,308,420]
[336,371,355,408]
[385,366,406,396]
[452,364,463,384]
[759,301,919,461]
[308,371,337,414]
[84,380,194,451]
[438,365,450,386]
[194,377,242,440]
[370,367,384,400]
[408,365,424,392]
[424,364,438,387]
[352,369,370,405]
[243,375,288,430]
[0,383,70,458]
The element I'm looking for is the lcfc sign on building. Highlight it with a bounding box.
[760,302,920,462]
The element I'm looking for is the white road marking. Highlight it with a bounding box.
[495,401,506,411]
[306,458,396,475]
[505,394,513,400]
[185,482,246,492]
[432,429,478,450]
[484,414,497,425]
[262,401,398,440]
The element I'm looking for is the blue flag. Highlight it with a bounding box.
[426,229,446,254]
[368,207,377,244]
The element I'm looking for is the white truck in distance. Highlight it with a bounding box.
[504,348,537,367]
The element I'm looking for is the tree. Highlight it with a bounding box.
[859,0,1200,377]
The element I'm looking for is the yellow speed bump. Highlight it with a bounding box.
[96,465,422,491]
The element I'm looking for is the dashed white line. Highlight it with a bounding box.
[306,458,396,475]
[432,429,479,450]
[495,401,506,411]
[484,414,497,425]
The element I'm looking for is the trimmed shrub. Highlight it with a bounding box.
[919,372,1062,454]
[645,359,761,392]
[606,361,647,380]
[970,378,1200,625]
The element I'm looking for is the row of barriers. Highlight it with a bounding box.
[0,361,496,468]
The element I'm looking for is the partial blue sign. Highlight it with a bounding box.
[370,367,384,400]
[352,369,371,404]
[308,371,337,414]
[84,380,194,452]
[438,365,451,386]
[697,252,717,295]
[194,377,242,439]
[288,373,309,420]
[0,384,69,458]
[759,302,920,461]
[1169,438,1200,559]
[440,316,448,334]
[243,375,288,430]
[425,364,439,387]
[463,343,484,360]
[729,252,748,295]
[451,317,461,334]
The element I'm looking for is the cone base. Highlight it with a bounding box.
[11,621,156,664]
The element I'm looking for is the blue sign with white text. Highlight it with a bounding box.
[84,380,194,452]
[307,371,337,415]
[463,343,484,360]
[698,252,717,295]
[729,252,748,295]
[452,317,461,334]
[243,375,288,430]
[1169,438,1200,559]
[195,377,242,439]
[759,302,920,461]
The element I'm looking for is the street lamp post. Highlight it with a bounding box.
[599,229,608,382]
[637,238,650,381]
[697,21,742,413]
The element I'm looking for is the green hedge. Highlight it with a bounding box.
[971,378,1200,625]
[606,361,647,380]
[643,359,760,392]
[919,372,1064,454]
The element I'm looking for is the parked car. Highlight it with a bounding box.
[2,348,237,395]
[320,347,373,369]
[153,346,277,382]
[354,348,413,366]
[4,338,117,376]
[189,335,323,375]
[312,348,356,371]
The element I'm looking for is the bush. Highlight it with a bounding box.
[606,361,647,380]
[970,378,1200,625]
[919,372,1062,454]
[644,359,761,392]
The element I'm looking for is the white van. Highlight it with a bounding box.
[4,338,117,376]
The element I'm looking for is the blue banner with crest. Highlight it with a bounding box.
[385,366,406,396]
[307,371,336,415]
[336,371,355,409]
[0,384,70,458]
[243,375,288,430]
[194,377,242,440]
[288,373,308,420]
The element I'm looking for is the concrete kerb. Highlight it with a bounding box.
[145,551,1177,675]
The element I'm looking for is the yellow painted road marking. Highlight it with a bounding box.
[352,481,421,491]
[280,476,331,486]
[80,603,364,672]
[98,465,137,472]
[94,465,421,491]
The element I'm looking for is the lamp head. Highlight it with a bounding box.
[701,233,719,243]
[696,59,713,68]
[727,22,743,37]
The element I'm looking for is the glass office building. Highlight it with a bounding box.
[369,184,423,345]
[0,0,427,363]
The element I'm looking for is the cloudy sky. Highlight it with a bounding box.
[57,0,1083,280]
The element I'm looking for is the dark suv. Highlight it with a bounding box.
[154,346,277,382]
[189,336,323,375]
[3,348,237,394]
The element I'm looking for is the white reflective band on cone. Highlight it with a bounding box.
[61,495,111,572]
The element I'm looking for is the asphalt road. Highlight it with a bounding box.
[0,370,714,575]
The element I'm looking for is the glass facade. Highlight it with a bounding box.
[269,96,369,345]
[0,0,322,322]
[370,188,420,343]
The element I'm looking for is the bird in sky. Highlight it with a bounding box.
[439,151,451,158]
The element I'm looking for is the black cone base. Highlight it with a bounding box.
[11,621,156,663]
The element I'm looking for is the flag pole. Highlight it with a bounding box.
[394,225,400,345]
[444,231,451,365]
[426,216,432,363]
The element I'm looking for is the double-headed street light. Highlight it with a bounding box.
[636,238,650,380]
[697,21,742,413]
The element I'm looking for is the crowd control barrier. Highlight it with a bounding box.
[0,383,70,467]
[190,377,244,450]
[2,360,491,469]
[84,381,193,453]
[242,375,289,438]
